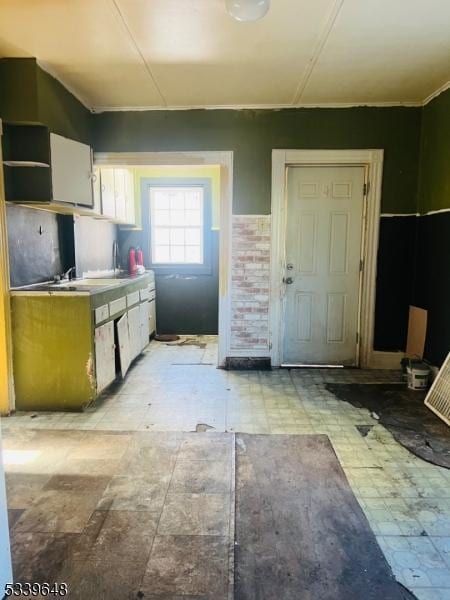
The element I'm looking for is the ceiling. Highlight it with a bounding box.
[0,0,449,111]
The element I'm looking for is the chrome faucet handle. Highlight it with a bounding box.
[62,266,76,280]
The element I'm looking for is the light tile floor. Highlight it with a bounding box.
[3,335,450,599]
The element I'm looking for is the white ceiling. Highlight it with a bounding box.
[0,0,449,111]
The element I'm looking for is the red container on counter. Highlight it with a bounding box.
[128,247,137,275]
[135,247,144,266]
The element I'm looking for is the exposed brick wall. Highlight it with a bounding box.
[230,215,271,352]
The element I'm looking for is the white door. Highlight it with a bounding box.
[282,166,365,366]
[117,313,131,377]
[139,301,150,351]
[50,133,93,207]
[94,321,116,393]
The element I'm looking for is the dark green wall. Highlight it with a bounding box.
[94,107,422,215]
[36,67,92,143]
[0,58,92,144]
[412,87,450,366]
[0,58,39,123]
[418,88,450,213]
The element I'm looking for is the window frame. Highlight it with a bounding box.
[143,178,213,276]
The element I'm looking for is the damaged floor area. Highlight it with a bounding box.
[3,336,450,599]
[5,431,234,599]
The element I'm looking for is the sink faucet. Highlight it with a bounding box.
[62,266,76,281]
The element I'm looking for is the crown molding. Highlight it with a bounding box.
[91,100,425,113]
[422,80,450,106]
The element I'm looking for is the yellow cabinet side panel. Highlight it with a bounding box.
[12,295,94,411]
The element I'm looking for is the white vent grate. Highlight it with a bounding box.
[425,351,450,426]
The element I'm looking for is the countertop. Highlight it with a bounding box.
[11,271,154,296]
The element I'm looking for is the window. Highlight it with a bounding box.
[150,186,204,264]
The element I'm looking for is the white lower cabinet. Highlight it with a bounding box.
[94,321,116,393]
[117,312,131,378]
[139,301,150,350]
[127,305,142,361]
[104,296,151,382]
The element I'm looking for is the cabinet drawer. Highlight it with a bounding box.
[94,304,109,324]
[127,291,140,307]
[109,296,126,316]
[140,287,150,301]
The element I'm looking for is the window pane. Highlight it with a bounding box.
[170,192,184,211]
[170,210,185,226]
[153,246,170,263]
[185,246,201,263]
[170,228,185,245]
[185,210,201,226]
[170,246,185,262]
[185,228,201,245]
[185,191,201,210]
[152,193,167,210]
[155,227,170,245]
[150,186,204,265]
[154,210,170,226]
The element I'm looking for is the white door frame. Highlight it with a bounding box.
[94,151,233,368]
[270,149,384,368]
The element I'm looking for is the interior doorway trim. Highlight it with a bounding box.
[270,149,384,368]
[0,120,15,414]
[94,151,233,368]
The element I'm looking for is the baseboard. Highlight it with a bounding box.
[225,357,271,370]
[367,351,404,370]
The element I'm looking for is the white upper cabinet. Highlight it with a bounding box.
[114,169,127,222]
[100,168,116,218]
[98,167,136,225]
[124,170,135,225]
[50,133,94,207]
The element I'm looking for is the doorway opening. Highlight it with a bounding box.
[94,152,234,368]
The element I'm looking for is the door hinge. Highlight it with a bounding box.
[359,259,364,272]
[363,181,370,196]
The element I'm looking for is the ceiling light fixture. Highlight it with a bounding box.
[225,0,270,22]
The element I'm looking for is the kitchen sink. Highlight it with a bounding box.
[57,278,127,287]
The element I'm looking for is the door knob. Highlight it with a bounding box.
[283,277,294,284]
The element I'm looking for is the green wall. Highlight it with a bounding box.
[0,58,39,123]
[94,107,422,215]
[417,88,450,214]
[0,58,92,144]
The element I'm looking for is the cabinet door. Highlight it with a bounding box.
[114,169,127,222]
[94,321,116,393]
[128,305,141,360]
[117,312,131,378]
[149,299,156,336]
[92,167,101,213]
[139,301,150,350]
[100,169,116,218]
[50,133,93,207]
[124,170,136,225]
